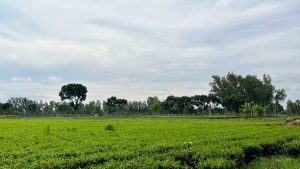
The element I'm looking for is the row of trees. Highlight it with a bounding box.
[102,95,222,116]
[0,73,295,117]
[287,100,300,115]
[0,98,102,117]
[0,94,221,117]
[0,95,292,117]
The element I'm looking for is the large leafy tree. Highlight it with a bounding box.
[209,73,246,112]
[209,72,285,113]
[59,83,88,110]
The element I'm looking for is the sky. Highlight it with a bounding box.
[0,0,299,103]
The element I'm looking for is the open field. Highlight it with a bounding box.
[1,117,300,168]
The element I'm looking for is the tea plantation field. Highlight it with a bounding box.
[1,117,300,168]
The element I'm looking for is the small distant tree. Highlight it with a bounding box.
[0,103,12,115]
[253,105,264,118]
[263,105,271,117]
[147,96,159,106]
[287,100,300,115]
[241,103,251,118]
[59,83,88,111]
[93,101,102,116]
[104,96,128,115]
[57,102,74,116]
[149,101,161,115]
[273,89,287,114]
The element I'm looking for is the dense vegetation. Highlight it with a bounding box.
[0,72,299,168]
[287,100,300,115]
[0,73,295,117]
[1,117,300,168]
[244,156,300,169]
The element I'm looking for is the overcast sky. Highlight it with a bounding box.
[0,0,299,103]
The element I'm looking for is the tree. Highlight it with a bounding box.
[0,103,12,115]
[147,96,159,106]
[7,97,37,117]
[127,101,150,115]
[92,101,102,115]
[253,105,264,118]
[274,89,287,103]
[287,100,300,115]
[210,72,286,115]
[191,95,208,114]
[241,103,251,118]
[147,96,161,115]
[273,89,287,114]
[149,101,161,115]
[161,96,194,114]
[104,96,128,115]
[210,73,246,113]
[57,102,74,116]
[59,83,88,111]
[190,95,220,115]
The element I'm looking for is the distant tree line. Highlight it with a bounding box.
[0,73,294,117]
[287,100,300,115]
[0,98,102,117]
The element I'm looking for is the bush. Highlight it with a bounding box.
[253,105,264,118]
[44,125,51,135]
[241,103,252,118]
[104,124,115,131]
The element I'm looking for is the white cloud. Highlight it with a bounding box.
[47,76,62,82]
[0,0,299,102]
[11,77,32,82]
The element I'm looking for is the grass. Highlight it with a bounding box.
[0,117,300,168]
[244,156,300,169]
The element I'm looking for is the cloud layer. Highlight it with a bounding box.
[0,0,299,102]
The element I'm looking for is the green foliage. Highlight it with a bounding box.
[241,103,251,118]
[253,105,264,118]
[210,73,285,113]
[104,96,128,115]
[104,124,115,131]
[287,100,300,115]
[1,117,300,168]
[263,105,271,117]
[244,156,300,169]
[93,105,101,115]
[199,158,236,169]
[44,125,51,135]
[59,83,88,110]
[240,104,266,118]
[147,96,159,106]
[149,101,161,114]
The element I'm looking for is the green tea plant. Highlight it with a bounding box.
[0,117,300,168]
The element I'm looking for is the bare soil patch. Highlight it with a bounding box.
[287,120,300,126]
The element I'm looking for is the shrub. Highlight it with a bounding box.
[105,124,115,131]
[44,125,51,135]
[253,105,264,118]
[241,103,252,118]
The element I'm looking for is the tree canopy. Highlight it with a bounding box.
[59,83,88,110]
[209,73,286,113]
